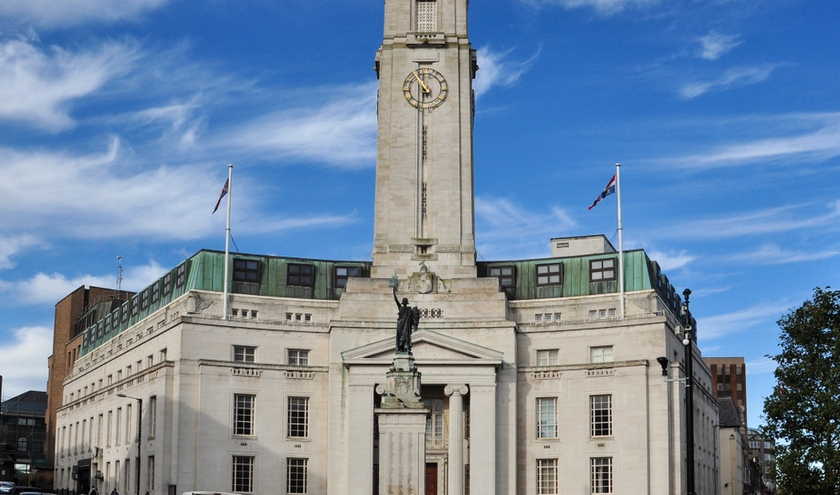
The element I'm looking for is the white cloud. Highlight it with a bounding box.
[696,31,741,60]
[745,357,777,375]
[725,244,840,265]
[0,234,39,269]
[0,0,170,28]
[674,115,840,168]
[0,326,51,398]
[0,139,227,240]
[0,38,141,130]
[475,196,577,259]
[218,84,378,168]
[9,260,168,305]
[696,302,788,340]
[474,46,540,98]
[646,249,697,270]
[679,65,775,99]
[523,0,659,15]
[655,201,840,240]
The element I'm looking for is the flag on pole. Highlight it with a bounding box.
[588,174,616,210]
[212,179,229,214]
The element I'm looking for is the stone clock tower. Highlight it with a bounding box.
[371,0,479,279]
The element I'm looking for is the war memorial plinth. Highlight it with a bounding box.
[375,352,429,495]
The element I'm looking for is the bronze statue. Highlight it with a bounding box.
[393,284,420,353]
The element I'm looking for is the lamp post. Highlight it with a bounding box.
[657,288,696,495]
[116,394,142,495]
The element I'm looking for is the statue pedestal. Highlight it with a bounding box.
[375,352,429,495]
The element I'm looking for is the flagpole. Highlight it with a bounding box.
[616,163,625,319]
[223,164,232,320]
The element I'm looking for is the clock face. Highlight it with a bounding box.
[403,68,448,110]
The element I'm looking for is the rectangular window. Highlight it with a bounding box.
[148,456,155,492]
[287,397,309,438]
[537,459,558,495]
[148,396,157,438]
[287,263,314,287]
[416,0,437,33]
[423,399,444,443]
[590,258,616,282]
[234,394,256,436]
[234,346,256,363]
[140,289,150,310]
[591,457,613,494]
[489,266,515,290]
[116,407,122,445]
[126,405,132,443]
[232,456,254,493]
[234,259,261,283]
[131,296,139,317]
[151,282,160,304]
[286,458,308,494]
[175,262,187,288]
[590,395,612,437]
[107,411,112,447]
[162,273,172,297]
[536,263,563,286]
[591,346,613,364]
[288,349,309,366]
[537,350,558,367]
[335,266,361,288]
[536,398,558,439]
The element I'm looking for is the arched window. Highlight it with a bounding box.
[17,437,27,451]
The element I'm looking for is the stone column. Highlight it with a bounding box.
[469,383,497,495]
[445,384,468,495]
[347,385,375,495]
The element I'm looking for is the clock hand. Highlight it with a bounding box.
[413,71,431,94]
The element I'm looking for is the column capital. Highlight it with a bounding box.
[444,384,469,396]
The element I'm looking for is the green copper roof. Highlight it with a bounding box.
[78,248,683,358]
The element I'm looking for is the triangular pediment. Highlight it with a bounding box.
[341,329,503,366]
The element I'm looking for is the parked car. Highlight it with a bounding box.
[0,482,15,494]
[9,487,55,495]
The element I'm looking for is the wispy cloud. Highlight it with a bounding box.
[0,38,141,131]
[5,260,168,305]
[679,65,775,99]
[217,84,378,168]
[725,244,840,265]
[697,301,788,340]
[655,202,840,240]
[672,114,840,168]
[646,249,698,270]
[0,0,169,28]
[522,0,660,15]
[746,357,777,375]
[696,31,741,60]
[0,235,39,269]
[678,65,776,100]
[0,326,51,398]
[474,46,540,98]
[0,139,229,240]
[476,196,577,259]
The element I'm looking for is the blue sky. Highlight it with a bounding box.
[1,0,838,430]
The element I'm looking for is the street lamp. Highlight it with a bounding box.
[116,394,142,495]
[657,288,696,495]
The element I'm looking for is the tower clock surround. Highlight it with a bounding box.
[371,0,478,280]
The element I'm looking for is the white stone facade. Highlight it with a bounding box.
[55,277,718,495]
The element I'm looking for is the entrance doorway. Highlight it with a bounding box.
[425,463,437,495]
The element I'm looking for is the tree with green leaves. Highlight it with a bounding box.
[762,287,840,495]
